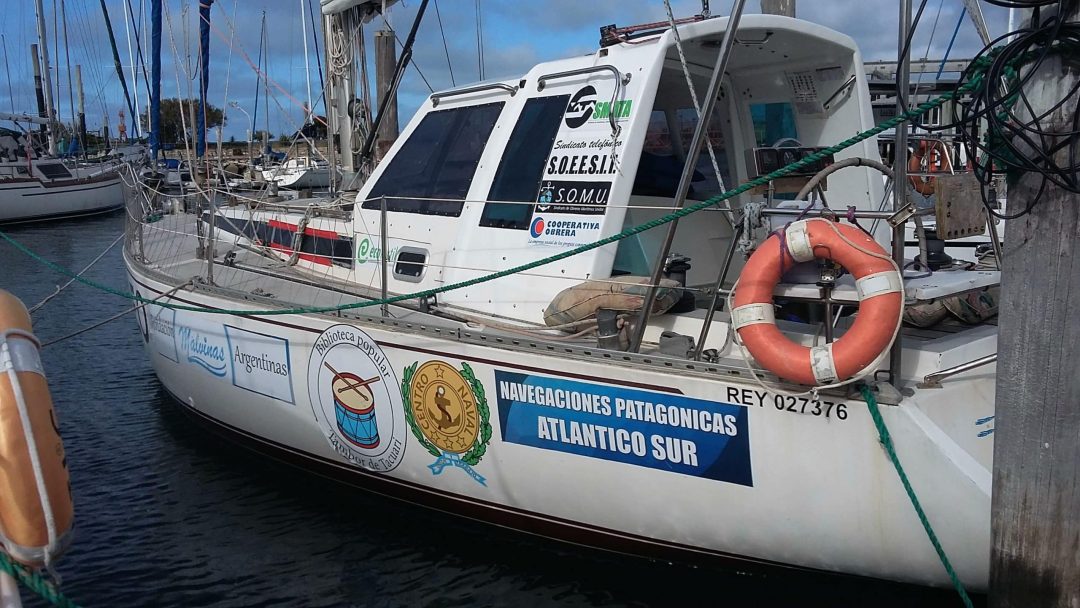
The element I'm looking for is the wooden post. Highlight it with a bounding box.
[990,4,1080,606]
[760,0,794,17]
[374,29,398,160]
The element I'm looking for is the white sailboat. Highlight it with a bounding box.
[0,116,126,224]
[261,157,333,189]
[124,3,999,592]
[0,0,129,224]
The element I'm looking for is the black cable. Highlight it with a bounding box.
[889,0,1080,219]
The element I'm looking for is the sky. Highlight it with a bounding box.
[0,0,1009,142]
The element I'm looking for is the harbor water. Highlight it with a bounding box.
[0,213,976,607]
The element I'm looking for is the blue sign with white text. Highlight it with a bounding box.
[495,371,752,486]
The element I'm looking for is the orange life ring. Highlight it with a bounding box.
[908,140,945,195]
[732,219,903,386]
[0,290,74,566]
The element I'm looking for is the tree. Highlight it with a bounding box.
[140,98,226,145]
[229,134,236,144]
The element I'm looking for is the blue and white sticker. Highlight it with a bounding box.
[225,325,294,404]
[495,371,753,486]
[526,212,602,247]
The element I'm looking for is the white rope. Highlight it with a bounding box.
[0,329,59,573]
[663,0,727,193]
[41,281,193,348]
[725,220,905,398]
[29,233,124,315]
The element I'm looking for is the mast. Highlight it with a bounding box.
[30,45,47,141]
[61,0,77,154]
[327,8,358,182]
[1,36,13,114]
[99,0,138,142]
[307,0,325,117]
[75,64,86,154]
[125,0,152,136]
[122,0,139,136]
[252,11,264,147]
[34,0,57,155]
[262,17,270,153]
[196,0,213,158]
[889,0,912,383]
[301,0,312,123]
[149,0,161,159]
[322,10,336,194]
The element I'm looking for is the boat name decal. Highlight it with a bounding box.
[534,181,611,215]
[495,371,752,486]
[723,387,849,421]
[225,325,295,404]
[355,237,400,266]
[402,360,492,486]
[545,153,617,176]
[307,325,407,472]
[143,301,180,363]
[176,324,228,377]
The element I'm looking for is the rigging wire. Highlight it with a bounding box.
[1,35,14,114]
[376,10,434,93]
[475,0,485,80]
[433,0,456,87]
[306,0,326,116]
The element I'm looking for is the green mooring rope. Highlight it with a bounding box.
[859,385,974,607]
[0,68,987,317]
[0,553,80,608]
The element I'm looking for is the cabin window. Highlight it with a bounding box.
[363,101,504,216]
[480,95,570,229]
[633,107,732,201]
[750,102,798,147]
[36,163,73,180]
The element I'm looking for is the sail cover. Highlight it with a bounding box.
[320,0,398,18]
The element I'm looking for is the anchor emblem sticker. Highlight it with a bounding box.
[402,360,492,485]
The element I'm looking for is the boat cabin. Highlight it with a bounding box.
[350,14,884,323]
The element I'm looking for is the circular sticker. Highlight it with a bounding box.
[529,216,546,238]
[407,361,480,453]
[307,325,407,472]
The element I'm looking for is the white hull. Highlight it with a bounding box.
[264,167,331,189]
[126,258,993,590]
[0,172,125,223]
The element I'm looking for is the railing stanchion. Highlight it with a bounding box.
[694,223,743,360]
[380,196,389,317]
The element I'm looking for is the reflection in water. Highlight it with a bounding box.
[0,214,973,607]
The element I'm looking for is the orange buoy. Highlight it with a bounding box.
[732,219,903,386]
[909,140,945,195]
[0,290,73,566]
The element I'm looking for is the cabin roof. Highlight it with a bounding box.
[426,14,862,99]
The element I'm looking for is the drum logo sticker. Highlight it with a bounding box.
[307,325,407,472]
[402,360,491,485]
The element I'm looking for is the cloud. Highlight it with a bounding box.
[0,0,1013,142]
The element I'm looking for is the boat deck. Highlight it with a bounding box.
[127,200,999,394]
